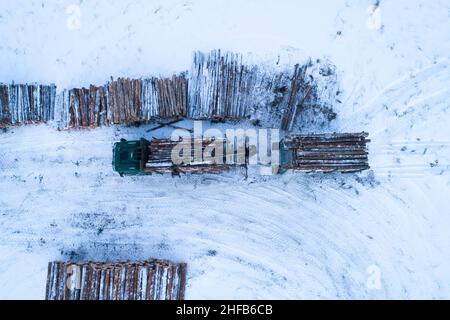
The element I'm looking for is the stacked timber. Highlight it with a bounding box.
[45,259,187,300]
[188,50,259,120]
[59,76,188,128]
[283,132,370,173]
[145,138,231,174]
[59,85,108,128]
[3,51,333,130]
[60,78,141,128]
[187,50,317,130]
[141,75,188,119]
[0,83,56,127]
[106,78,142,124]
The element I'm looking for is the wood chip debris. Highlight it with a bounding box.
[283,132,370,173]
[45,259,187,300]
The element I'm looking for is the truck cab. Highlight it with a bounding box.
[112,138,149,176]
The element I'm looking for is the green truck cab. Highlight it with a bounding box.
[112,138,149,176]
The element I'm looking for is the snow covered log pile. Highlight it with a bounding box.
[283,132,370,173]
[187,50,333,131]
[188,50,259,120]
[142,75,188,119]
[0,83,56,127]
[0,50,337,131]
[58,76,188,128]
[45,259,187,300]
[58,85,108,128]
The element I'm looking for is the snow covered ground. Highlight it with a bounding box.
[1,0,450,299]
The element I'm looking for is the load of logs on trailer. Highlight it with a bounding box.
[45,259,187,300]
[0,83,56,127]
[0,50,332,130]
[281,132,370,173]
[112,132,370,176]
[145,137,234,174]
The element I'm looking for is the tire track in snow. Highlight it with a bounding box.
[346,59,450,178]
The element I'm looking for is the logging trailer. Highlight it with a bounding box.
[112,132,370,176]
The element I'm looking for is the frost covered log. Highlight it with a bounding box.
[283,132,370,173]
[0,83,56,127]
[45,259,187,300]
[279,64,312,131]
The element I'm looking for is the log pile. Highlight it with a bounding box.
[1,51,335,131]
[59,85,108,128]
[187,51,320,130]
[283,132,370,173]
[60,78,141,128]
[56,51,317,129]
[59,76,188,128]
[0,83,56,127]
[142,75,188,119]
[188,50,259,120]
[144,137,231,174]
[45,259,187,300]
